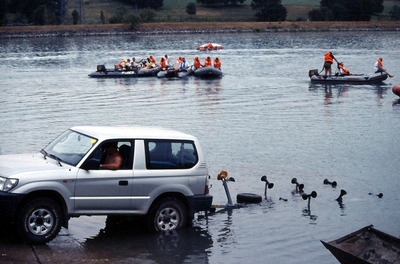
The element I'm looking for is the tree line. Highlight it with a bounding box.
[0,0,398,27]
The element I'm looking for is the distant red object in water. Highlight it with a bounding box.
[196,43,224,51]
[392,85,400,97]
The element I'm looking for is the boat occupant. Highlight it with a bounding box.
[125,59,131,70]
[149,56,157,66]
[177,56,183,65]
[179,57,189,72]
[164,55,171,66]
[323,52,339,77]
[338,62,350,76]
[374,58,386,73]
[204,56,212,67]
[193,57,201,69]
[118,59,127,71]
[214,58,221,69]
[160,57,167,70]
[146,58,155,69]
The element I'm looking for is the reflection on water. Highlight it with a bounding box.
[1,31,400,263]
[80,217,213,263]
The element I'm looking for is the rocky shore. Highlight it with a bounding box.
[1,21,400,38]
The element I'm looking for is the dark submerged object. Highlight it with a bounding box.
[291,178,304,192]
[321,225,400,264]
[324,178,337,187]
[261,175,274,200]
[336,189,347,202]
[309,69,388,84]
[193,66,223,79]
[89,65,161,78]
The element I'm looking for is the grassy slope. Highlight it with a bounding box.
[67,0,396,24]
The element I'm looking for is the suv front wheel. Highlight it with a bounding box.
[147,197,188,232]
[17,198,62,244]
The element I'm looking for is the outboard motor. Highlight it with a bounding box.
[97,65,107,72]
[309,69,319,77]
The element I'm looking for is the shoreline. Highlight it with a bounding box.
[1,21,400,38]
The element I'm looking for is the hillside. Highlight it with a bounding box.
[66,0,397,25]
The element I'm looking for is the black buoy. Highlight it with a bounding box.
[291,178,304,192]
[336,189,347,202]
[302,191,317,211]
[369,192,383,198]
[323,178,337,187]
[261,175,274,200]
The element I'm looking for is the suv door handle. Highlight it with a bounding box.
[119,180,128,186]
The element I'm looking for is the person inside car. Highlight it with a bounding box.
[100,142,122,170]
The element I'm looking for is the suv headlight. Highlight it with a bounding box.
[0,176,19,192]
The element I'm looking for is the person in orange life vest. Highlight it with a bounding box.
[146,58,155,69]
[118,59,127,70]
[214,58,221,69]
[179,57,189,72]
[338,62,350,76]
[374,58,386,73]
[160,57,168,70]
[193,57,201,69]
[148,56,157,66]
[323,52,338,77]
[204,56,212,67]
[176,56,183,65]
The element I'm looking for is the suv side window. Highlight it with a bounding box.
[85,140,134,170]
[145,140,198,169]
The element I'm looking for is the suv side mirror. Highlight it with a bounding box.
[81,158,100,170]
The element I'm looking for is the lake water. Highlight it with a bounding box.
[0,32,400,263]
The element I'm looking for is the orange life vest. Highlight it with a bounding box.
[204,58,212,67]
[325,52,333,63]
[214,59,221,68]
[118,60,125,69]
[193,58,201,69]
[338,64,349,74]
[160,59,166,69]
[177,57,183,64]
[149,57,156,64]
[377,58,383,68]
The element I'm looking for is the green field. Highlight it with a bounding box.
[66,0,396,24]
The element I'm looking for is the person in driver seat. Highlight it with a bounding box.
[100,142,122,170]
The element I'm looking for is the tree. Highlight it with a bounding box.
[186,3,196,15]
[0,0,9,26]
[72,9,80,25]
[313,0,384,21]
[251,0,287,22]
[390,5,400,20]
[100,10,105,24]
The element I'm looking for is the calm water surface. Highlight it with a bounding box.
[0,32,399,263]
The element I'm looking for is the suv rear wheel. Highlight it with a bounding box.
[147,198,188,232]
[17,198,62,244]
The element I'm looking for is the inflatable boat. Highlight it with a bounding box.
[157,68,193,79]
[89,65,160,78]
[193,67,222,79]
[309,69,388,84]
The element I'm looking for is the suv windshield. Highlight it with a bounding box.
[42,129,97,166]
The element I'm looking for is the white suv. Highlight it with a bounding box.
[0,126,212,244]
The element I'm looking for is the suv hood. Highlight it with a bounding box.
[0,153,64,177]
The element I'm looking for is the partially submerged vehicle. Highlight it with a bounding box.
[0,126,212,244]
[194,66,223,79]
[321,225,400,264]
[89,65,161,78]
[309,69,388,84]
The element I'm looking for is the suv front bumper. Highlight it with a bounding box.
[0,192,24,221]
